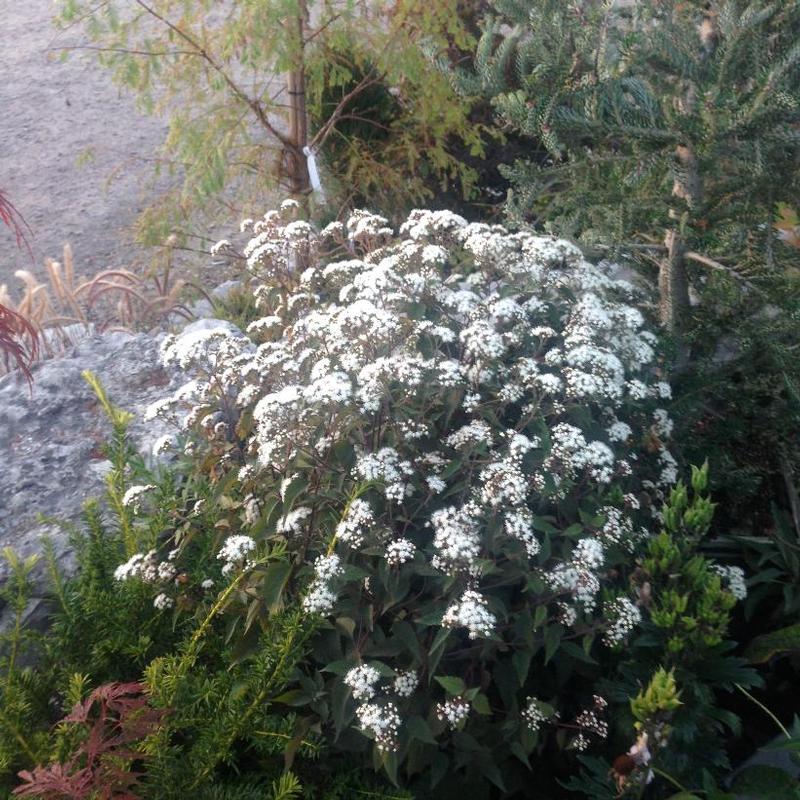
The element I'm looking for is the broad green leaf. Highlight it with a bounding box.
[282,477,309,512]
[731,764,799,799]
[512,649,532,686]
[472,693,491,715]
[261,561,292,613]
[407,715,438,744]
[434,675,466,695]
[428,627,451,676]
[544,624,562,665]
[510,741,531,767]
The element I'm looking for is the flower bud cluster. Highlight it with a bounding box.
[217,534,256,577]
[603,596,643,646]
[571,695,610,751]
[121,484,156,513]
[385,538,416,566]
[522,697,557,733]
[114,549,185,609]
[442,588,497,639]
[344,665,382,701]
[436,698,471,729]
[355,702,401,752]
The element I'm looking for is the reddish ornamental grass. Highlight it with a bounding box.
[1,189,39,383]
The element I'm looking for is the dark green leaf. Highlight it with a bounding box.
[434,675,466,695]
[407,715,438,745]
[261,561,292,613]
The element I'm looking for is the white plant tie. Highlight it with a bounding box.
[303,145,325,199]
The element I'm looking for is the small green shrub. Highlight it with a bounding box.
[0,375,399,800]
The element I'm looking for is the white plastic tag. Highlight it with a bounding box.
[303,146,325,199]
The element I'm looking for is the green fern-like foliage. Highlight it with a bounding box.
[42,501,181,686]
[142,609,317,795]
[0,550,52,796]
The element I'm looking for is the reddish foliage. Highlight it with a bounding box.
[0,303,39,385]
[14,682,166,800]
[1,189,39,383]
[0,189,33,257]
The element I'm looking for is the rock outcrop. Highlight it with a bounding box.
[0,330,182,631]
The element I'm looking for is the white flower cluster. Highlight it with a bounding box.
[385,538,416,566]
[276,506,312,535]
[446,420,494,450]
[603,596,643,646]
[355,702,401,752]
[607,420,633,443]
[335,499,374,548]
[141,206,683,751]
[121,484,156,513]
[504,508,540,557]
[599,505,639,548]
[114,549,182,609]
[302,554,344,614]
[344,664,382,701]
[572,695,610,751]
[153,592,174,611]
[430,504,482,573]
[522,697,556,733]
[712,564,747,601]
[343,664,419,751]
[393,669,419,698]
[217,534,256,576]
[355,449,414,503]
[114,549,175,584]
[442,588,497,639]
[436,697,471,729]
[547,538,606,613]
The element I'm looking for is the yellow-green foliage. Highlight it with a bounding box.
[643,475,737,655]
[56,0,485,236]
[0,550,51,783]
[630,668,682,728]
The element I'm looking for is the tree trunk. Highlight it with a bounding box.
[286,4,310,201]
[659,228,690,333]
[660,83,701,358]
[658,11,718,358]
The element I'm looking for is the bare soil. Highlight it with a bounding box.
[0,0,173,293]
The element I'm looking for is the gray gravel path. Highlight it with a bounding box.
[0,0,171,291]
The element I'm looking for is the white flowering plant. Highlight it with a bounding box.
[135,204,750,792]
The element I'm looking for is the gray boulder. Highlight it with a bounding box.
[0,330,183,631]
